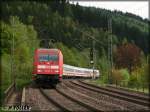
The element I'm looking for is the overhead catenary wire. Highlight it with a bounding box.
[74,27,108,47]
[73,26,109,79]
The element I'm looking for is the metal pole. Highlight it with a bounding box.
[109,18,113,83]
[108,18,113,84]
[12,34,16,89]
[92,40,95,79]
[108,19,110,84]
[107,34,110,83]
[12,17,16,89]
[11,39,13,84]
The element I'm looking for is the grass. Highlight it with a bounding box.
[121,86,149,94]
[86,79,149,94]
[1,54,12,104]
[85,79,107,86]
[1,54,32,104]
[16,77,31,90]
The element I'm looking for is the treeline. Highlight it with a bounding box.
[1,0,149,54]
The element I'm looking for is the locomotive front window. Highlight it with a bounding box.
[39,54,58,61]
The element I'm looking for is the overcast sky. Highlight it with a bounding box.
[69,1,149,19]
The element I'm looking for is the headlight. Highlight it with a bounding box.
[51,65,59,69]
[38,65,46,69]
[38,70,41,72]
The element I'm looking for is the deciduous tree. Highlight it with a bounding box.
[114,43,141,73]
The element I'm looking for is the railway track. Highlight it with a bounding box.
[107,84,149,96]
[65,81,149,111]
[24,86,62,111]
[61,81,129,111]
[25,83,100,111]
[22,81,149,111]
[58,83,123,111]
[39,88,71,112]
[40,85,103,112]
[39,87,100,112]
[74,80,150,108]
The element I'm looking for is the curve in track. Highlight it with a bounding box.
[73,81,150,107]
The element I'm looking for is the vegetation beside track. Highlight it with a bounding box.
[1,18,38,103]
[86,79,149,94]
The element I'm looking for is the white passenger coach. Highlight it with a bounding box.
[63,64,100,78]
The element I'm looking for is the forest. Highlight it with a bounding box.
[1,0,149,98]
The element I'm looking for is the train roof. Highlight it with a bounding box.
[37,48,59,51]
[36,48,61,52]
[63,64,99,72]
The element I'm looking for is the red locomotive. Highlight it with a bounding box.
[32,48,63,85]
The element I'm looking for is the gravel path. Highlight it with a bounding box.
[5,91,21,106]
[25,87,61,111]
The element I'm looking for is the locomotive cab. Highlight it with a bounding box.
[32,48,63,85]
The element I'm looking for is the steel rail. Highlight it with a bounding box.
[39,88,71,112]
[80,81,149,101]
[55,87,103,112]
[72,81,150,107]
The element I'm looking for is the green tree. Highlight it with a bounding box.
[1,16,39,90]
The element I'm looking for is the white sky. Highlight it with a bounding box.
[69,1,149,19]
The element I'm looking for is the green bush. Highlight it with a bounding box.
[129,63,149,88]
[119,69,130,86]
[111,69,130,86]
[97,52,109,84]
[128,74,138,88]
[139,63,149,88]
[111,69,123,84]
